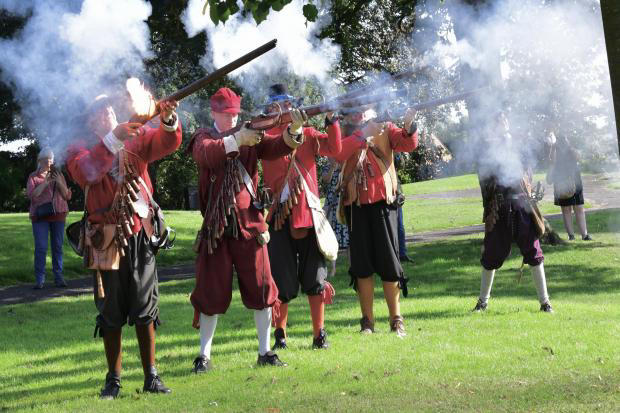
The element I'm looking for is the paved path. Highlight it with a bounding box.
[2,173,618,307]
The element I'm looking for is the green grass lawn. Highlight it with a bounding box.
[400,173,588,196]
[0,174,596,286]
[401,174,481,195]
[0,210,619,412]
[0,211,203,287]
[401,197,568,234]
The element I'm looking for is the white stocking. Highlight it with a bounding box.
[254,308,272,356]
[479,268,496,304]
[531,263,550,305]
[199,313,218,359]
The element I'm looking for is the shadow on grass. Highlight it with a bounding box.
[403,238,620,300]
[1,211,619,410]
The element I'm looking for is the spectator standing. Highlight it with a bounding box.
[547,134,592,241]
[26,148,72,289]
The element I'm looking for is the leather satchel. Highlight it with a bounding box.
[529,201,546,239]
[86,223,120,271]
[66,186,89,257]
[294,164,339,261]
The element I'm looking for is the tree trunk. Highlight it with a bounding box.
[600,1,620,153]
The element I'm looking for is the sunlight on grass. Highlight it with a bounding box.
[0,172,602,286]
[0,210,619,412]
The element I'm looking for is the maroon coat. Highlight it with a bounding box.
[189,127,295,318]
[190,127,295,239]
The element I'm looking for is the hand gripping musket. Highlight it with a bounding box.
[130,39,278,123]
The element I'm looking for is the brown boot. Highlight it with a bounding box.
[390,315,406,337]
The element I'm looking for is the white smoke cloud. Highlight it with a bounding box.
[415,0,617,185]
[181,0,209,38]
[182,0,340,104]
[0,0,153,162]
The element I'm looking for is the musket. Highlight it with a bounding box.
[131,39,278,123]
[368,86,490,123]
[335,70,415,101]
[211,87,409,139]
[409,87,489,111]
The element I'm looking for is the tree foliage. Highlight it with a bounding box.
[202,0,318,25]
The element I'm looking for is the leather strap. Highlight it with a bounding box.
[266,149,297,221]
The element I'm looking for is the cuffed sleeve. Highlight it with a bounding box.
[387,122,418,152]
[161,113,179,132]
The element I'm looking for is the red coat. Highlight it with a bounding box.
[190,127,295,239]
[333,122,418,205]
[66,123,182,232]
[262,123,341,229]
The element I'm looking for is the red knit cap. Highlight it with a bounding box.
[210,87,241,114]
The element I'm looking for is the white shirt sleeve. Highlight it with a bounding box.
[222,135,239,154]
[102,130,124,154]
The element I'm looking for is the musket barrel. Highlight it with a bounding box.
[410,87,489,111]
[135,39,277,123]
[161,39,277,103]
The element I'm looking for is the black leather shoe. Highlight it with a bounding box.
[540,302,554,313]
[143,374,171,394]
[32,283,43,290]
[359,316,375,334]
[399,255,412,263]
[272,327,287,350]
[472,299,487,312]
[257,351,287,367]
[192,356,212,374]
[312,328,329,349]
[582,234,592,241]
[100,372,121,400]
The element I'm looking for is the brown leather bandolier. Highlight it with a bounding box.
[480,170,544,237]
[200,159,245,254]
[266,150,300,232]
[87,149,149,298]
